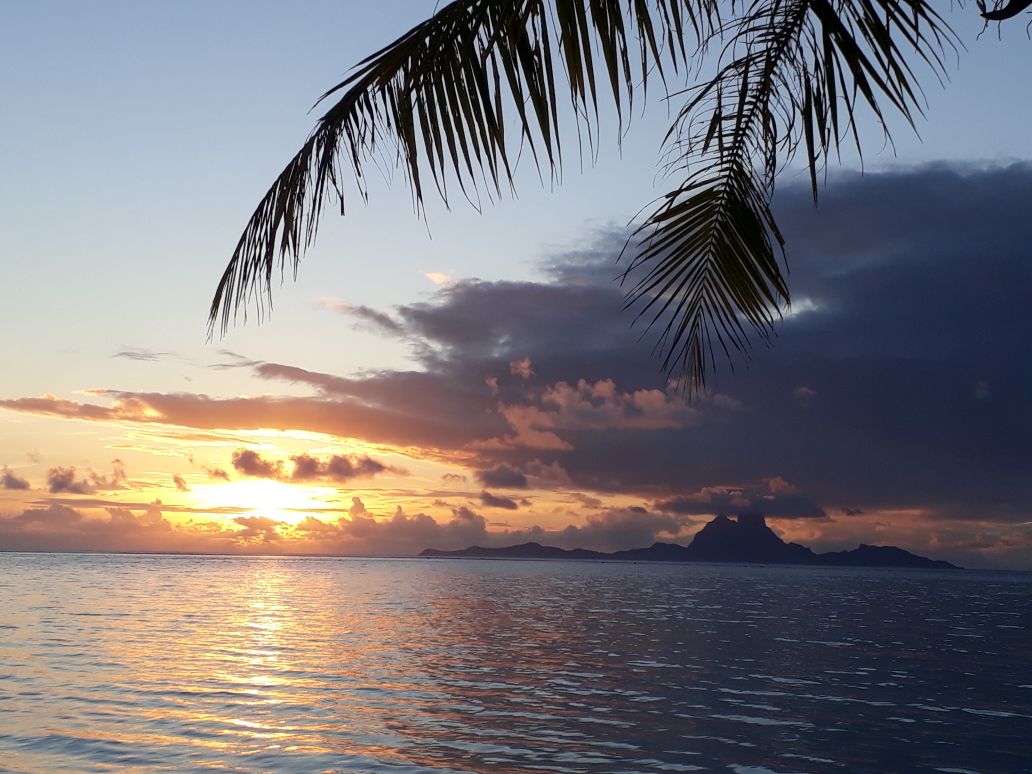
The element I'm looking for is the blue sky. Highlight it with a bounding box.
[2,2,1031,566]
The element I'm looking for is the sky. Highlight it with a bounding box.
[1,2,1031,568]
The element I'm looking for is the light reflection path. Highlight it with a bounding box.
[0,554,1029,772]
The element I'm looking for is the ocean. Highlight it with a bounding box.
[0,553,1029,773]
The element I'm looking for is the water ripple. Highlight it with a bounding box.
[0,554,1029,772]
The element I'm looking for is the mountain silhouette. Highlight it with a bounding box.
[420,514,959,569]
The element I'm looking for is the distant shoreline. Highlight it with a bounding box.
[420,514,962,570]
[0,514,970,572]
[6,548,1031,575]
[0,548,988,571]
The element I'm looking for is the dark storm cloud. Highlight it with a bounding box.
[341,163,1031,524]
[476,463,528,489]
[694,163,1032,521]
[480,490,519,510]
[1,467,30,490]
[386,163,1030,523]
[655,483,827,520]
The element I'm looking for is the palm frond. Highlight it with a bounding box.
[980,0,1032,21]
[624,0,957,395]
[209,0,714,335]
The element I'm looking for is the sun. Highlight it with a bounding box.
[190,479,341,525]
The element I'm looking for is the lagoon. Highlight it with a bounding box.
[0,554,1029,772]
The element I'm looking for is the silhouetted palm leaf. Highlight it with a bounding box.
[625,0,956,391]
[211,0,959,394]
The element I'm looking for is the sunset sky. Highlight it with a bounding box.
[2,2,1031,568]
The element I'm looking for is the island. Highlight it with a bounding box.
[420,514,960,569]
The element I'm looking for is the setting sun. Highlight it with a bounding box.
[190,479,341,525]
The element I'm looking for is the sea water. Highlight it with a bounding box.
[0,553,1029,773]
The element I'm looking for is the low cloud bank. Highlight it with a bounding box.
[2,166,1031,563]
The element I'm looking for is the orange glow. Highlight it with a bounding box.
[190,480,340,525]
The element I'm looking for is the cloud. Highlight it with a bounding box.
[571,492,603,509]
[793,386,817,406]
[476,463,528,489]
[479,404,573,451]
[553,506,687,551]
[291,453,392,482]
[473,378,711,451]
[233,516,282,543]
[480,490,519,510]
[509,357,534,379]
[231,448,398,484]
[524,460,574,487]
[318,298,403,334]
[268,502,691,556]
[0,500,286,553]
[655,481,827,520]
[113,347,170,362]
[539,378,701,431]
[294,515,339,535]
[0,394,131,422]
[46,460,126,495]
[1,467,30,490]
[173,475,190,492]
[0,503,206,554]
[205,466,230,481]
[46,468,89,494]
[231,449,282,479]
[424,272,455,286]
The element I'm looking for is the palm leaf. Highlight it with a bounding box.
[624,0,957,394]
[980,0,1032,21]
[209,0,712,334]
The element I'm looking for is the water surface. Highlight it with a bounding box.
[0,554,1029,772]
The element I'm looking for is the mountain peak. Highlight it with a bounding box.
[687,513,810,563]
